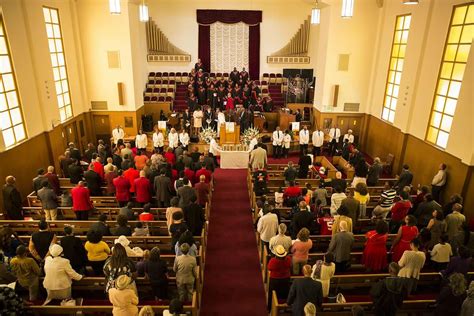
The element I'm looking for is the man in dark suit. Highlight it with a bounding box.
[394,164,413,194]
[89,214,111,236]
[177,178,197,209]
[183,195,205,236]
[84,164,102,196]
[154,170,172,208]
[68,142,81,161]
[2,176,23,220]
[291,201,314,239]
[330,172,347,192]
[287,265,323,315]
[32,168,47,195]
[68,159,83,184]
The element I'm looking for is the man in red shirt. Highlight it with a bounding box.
[284,181,302,199]
[92,157,105,179]
[184,166,195,185]
[317,210,334,236]
[113,171,130,207]
[71,181,92,220]
[195,166,212,184]
[123,167,139,193]
[44,165,60,195]
[134,170,151,206]
[194,175,210,207]
[390,191,412,232]
[164,148,176,165]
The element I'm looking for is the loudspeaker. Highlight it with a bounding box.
[117,82,125,105]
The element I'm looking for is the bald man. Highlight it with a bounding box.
[287,264,323,316]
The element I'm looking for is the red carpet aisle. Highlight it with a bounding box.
[200,169,267,316]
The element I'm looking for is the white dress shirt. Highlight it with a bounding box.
[257,212,279,242]
[312,130,324,147]
[329,128,341,143]
[299,129,310,145]
[168,132,179,148]
[432,170,447,186]
[249,137,258,151]
[135,134,148,149]
[209,138,220,156]
[343,133,354,144]
[152,132,164,147]
[283,134,291,149]
[112,128,124,144]
[272,130,284,146]
[179,132,190,147]
[217,112,226,135]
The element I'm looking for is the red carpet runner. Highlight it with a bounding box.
[200,169,268,316]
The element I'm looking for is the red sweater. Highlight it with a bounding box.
[71,186,92,211]
[164,152,176,165]
[134,177,151,203]
[113,176,131,202]
[123,168,140,193]
[284,186,302,199]
[92,161,105,179]
[268,256,291,279]
[391,200,412,222]
[184,168,195,185]
[139,212,154,221]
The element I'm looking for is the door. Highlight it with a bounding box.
[93,115,111,144]
[64,122,78,148]
[337,116,362,143]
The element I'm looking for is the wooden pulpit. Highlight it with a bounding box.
[253,112,266,131]
[279,110,296,131]
[219,123,240,145]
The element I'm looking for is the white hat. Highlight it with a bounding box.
[319,167,326,175]
[50,244,63,257]
[114,235,130,247]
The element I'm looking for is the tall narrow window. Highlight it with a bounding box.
[43,7,73,122]
[0,16,26,148]
[426,3,474,148]
[381,14,411,123]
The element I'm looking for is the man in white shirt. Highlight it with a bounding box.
[209,137,221,157]
[168,128,179,149]
[179,130,190,150]
[135,129,148,151]
[249,137,258,151]
[328,125,341,156]
[112,125,125,147]
[272,126,284,158]
[299,125,310,156]
[343,129,354,144]
[312,128,324,156]
[283,131,292,158]
[152,128,164,153]
[330,187,347,216]
[431,163,447,203]
[257,206,278,252]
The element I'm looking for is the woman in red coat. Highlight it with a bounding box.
[113,172,130,207]
[71,182,92,220]
[362,220,389,272]
[391,215,419,262]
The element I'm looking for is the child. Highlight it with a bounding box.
[274,187,284,208]
[132,222,150,236]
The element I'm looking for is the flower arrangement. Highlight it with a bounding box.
[199,127,217,144]
[241,127,260,145]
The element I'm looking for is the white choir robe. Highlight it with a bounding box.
[153,132,164,148]
[168,132,179,148]
[329,128,341,143]
[217,112,226,135]
[299,129,310,145]
[179,132,190,147]
[312,130,324,148]
[112,128,124,144]
[343,133,354,143]
[135,134,148,149]
[272,130,284,146]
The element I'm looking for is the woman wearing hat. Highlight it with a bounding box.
[267,245,291,310]
[43,244,83,305]
[109,274,139,316]
[114,235,142,257]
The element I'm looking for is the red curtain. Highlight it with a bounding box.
[197,10,262,79]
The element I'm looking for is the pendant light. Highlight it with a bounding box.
[341,0,354,19]
[109,0,121,15]
[139,0,149,22]
[403,0,419,4]
[311,1,321,25]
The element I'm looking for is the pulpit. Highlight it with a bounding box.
[219,123,240,145]
[278,110,296,131]
[253,112,266,131]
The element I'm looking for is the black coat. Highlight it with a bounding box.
[84,170,102,196]
[291,210,314,239]
[2,184,22,220]
[68,164,83,184]
[183,203,205,236]
[287,277,323,316]
[61,235,88,270]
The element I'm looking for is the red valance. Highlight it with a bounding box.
[196,10,262,25]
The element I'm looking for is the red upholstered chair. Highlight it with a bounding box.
[156,72,162,78]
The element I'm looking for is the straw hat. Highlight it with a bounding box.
[115,274,132,290]
[114,235,131,247]
[274,245,287,258]
[319,167,326,175]
[49,244,63,257]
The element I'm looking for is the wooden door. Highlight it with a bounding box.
[338,116,362,144]
[93,115,111,143]
[64,122,78,148]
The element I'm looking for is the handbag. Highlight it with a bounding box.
[336,293,347,304]
[60,298,76,306]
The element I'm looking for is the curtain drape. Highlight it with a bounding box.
[197,10,262,79]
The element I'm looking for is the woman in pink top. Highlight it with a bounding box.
[290,228,313,275]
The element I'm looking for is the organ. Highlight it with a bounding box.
[146,17,191,62]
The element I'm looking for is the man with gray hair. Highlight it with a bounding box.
[173,243,197,302]
[328,221,354,273]
[269,223,292,254]
[367,157,383,186]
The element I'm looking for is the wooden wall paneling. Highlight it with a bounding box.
[46,125,67,173]
[462,166,474,219]
[136,106,146,130]
[91,111,138,140]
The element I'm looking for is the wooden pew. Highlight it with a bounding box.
[329,156,355,180]
[27,193,118,208]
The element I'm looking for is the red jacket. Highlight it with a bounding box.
[195,168,212,183]
[194,182,210,206]
[139,212,154,221]
[284,186,302,199]
[71,186,92,211]
[134,177,151,203]
[184,168,195,185]
[123,168,140,193]
[92,161,105,179]
[113,176,131,202]
[164,152,176,165]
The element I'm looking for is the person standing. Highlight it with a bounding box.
[311,252,336,298]
[391,215,419,262]
[173,243,197,302]
[183,195,205,236]
[84,163,103,196]
[446,203,466,241]
[370,262,406,316]
[37,182,58,221]
[328,221,354,273]
[362,220,389,272]
[257,206,279,252]
[45,166,61,195]
[112,125,125,147]
[431,163,447,203]
[2,176,23,220]
[114,171,131,207]
[291,228,313,275]
[10,245,41,302]
[61,226,88,274]
[135,129,148,152]
[299,126,310,156]
[343,129,354,144]
[398,238,426,295]
[287,265,323,315]
[152,127,164,153]
[250,144,267,170]
[283,130,292,158]
[267,245,291,310]
[367,157,383,186]
[71,181,92,220]
[134,170,152,206]
[179,130,190,151]
[108,274,139,316]
[311,128,324,157]
[394,165,413,194]
[328,125,341,156]
[272,126,284,159]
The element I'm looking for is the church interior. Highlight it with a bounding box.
[0,0,473,315]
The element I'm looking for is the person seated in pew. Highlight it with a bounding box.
[29,219,57,263]
[328,221,354,273]
[10,245,40,302]
[330,186,346,216]
[398,238,426,295]
[287,264,323,315]
[370,262,406,316]
[43,244,83,305]
[109,274,139,316]
[85,229,111,276]
[60,226,88,274]
[434,273,467,316]
[61,190,72,208]
[270,223,292,255]
[112,215,133,236]
[275,187,284,208]
[89,214,111,237]
[311,252,336,298]
[267,245,292,311]
[138,203,154,222]
[290,228,313,275]
[132,222,150,237]
[163,298,186,316]
[362,220,389,272]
